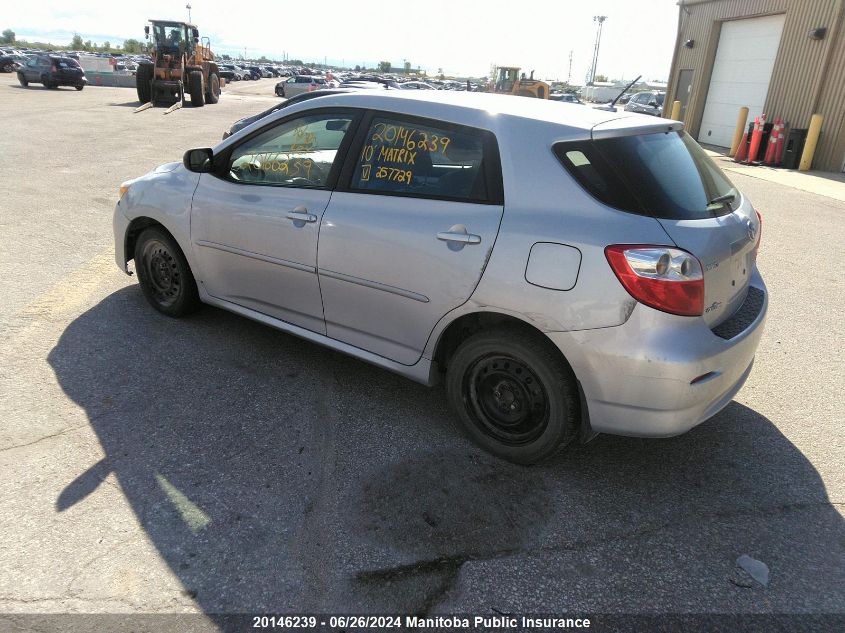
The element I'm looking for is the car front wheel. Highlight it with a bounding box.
[446,328,579,464]
[17,72,27,86]
[134,227,201,317]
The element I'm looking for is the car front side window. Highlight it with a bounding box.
[228,113,353,188]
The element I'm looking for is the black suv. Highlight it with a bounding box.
[17,54,87,90]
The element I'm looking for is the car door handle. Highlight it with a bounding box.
[437,231,481,245]
[286,210,317,223]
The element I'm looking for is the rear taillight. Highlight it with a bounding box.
[605,245,704,317]
[754,211,762,256]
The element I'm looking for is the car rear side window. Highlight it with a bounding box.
[349,116,501,204]
[553,130,737,220]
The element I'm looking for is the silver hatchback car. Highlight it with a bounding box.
[114,91,766,464]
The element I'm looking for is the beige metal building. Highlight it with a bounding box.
[665,0,845,172]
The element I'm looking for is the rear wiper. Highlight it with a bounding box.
[707,192,736,207]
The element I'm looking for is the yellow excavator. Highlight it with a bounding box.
[135,19,221,112]
[489,66,549,99]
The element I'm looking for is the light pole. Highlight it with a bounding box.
[186,3,192,22]
[589,15,607,85]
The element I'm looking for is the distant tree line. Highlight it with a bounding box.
[2,28,147,54]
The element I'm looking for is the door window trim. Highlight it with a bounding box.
[336,110,505,206]
[210,107,364,191]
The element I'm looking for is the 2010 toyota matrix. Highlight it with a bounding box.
[114,91,766,464]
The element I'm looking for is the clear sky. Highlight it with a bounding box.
[6,0,679,81]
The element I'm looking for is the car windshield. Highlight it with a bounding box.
[554,130,737,220]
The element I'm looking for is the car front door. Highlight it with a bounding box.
[23,56,39,82]
[190,109,359,333]
[318,113,505,365]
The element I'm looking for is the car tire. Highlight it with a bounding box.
[446,328,579,464]
[206,73,220,104]
[188,70,204,107]
[134,227,201,317]
[41,75,52,89]
[75,85,84,91]
[3,63,14,72]
[17,72,27,87]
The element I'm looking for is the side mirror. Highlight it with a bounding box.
[192,27,199,39]
[144,25,149,39]
[183,148,213,173]
[648,100,658,107]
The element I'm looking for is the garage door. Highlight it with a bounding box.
[698,14,785,148]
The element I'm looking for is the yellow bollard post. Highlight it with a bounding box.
[670,100,681,121]
[798,113,824,171]
[729,107,749,157]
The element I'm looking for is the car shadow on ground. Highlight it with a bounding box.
[48,287,844,619]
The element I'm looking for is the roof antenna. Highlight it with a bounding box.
[599,74,641,112]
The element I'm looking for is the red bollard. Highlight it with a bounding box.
[747,114,765,163]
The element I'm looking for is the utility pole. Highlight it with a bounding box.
[186,3,192,22]
[589,15,607,85]
[567,50,573,85]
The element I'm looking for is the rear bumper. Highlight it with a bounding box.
[547,270,768,437]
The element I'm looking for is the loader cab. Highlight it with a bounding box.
[150,21,196,58]
[495,67,519,93]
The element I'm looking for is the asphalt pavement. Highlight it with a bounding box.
[0,73,843,630]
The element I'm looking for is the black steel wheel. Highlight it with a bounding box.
[446,328,579,464]
[465,354,550,446]
[134,227,201,317]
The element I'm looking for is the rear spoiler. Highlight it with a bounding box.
[591,117,683,140]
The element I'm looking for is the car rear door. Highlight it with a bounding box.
[190,109,360,334]
[318,112,505,365]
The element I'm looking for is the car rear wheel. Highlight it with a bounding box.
[188,70,204,107]
[41,75,52,89]
[17,72,27,87]
[75,85,84,91]
[134,227,201,317]
[3,63,14,72]
[446,328,579,464]
[206,73,220,104]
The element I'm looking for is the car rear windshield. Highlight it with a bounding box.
[553,130,738,220]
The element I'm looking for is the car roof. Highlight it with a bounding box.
[289,90,679,135]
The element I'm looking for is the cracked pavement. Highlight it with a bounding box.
[0,74,843,628]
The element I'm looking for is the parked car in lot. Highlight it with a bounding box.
[399,81,436,90]
[222,88,355,138]
[624,91,665,116]
[217,65,236,82]
[550,93,583,104]
[0,53,26,72]
[17,54,86,90]
[244,66,263,80]
[275,74,327,97]
[114,91,766,464]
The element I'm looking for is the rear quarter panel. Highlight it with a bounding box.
[460,116,675,332]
